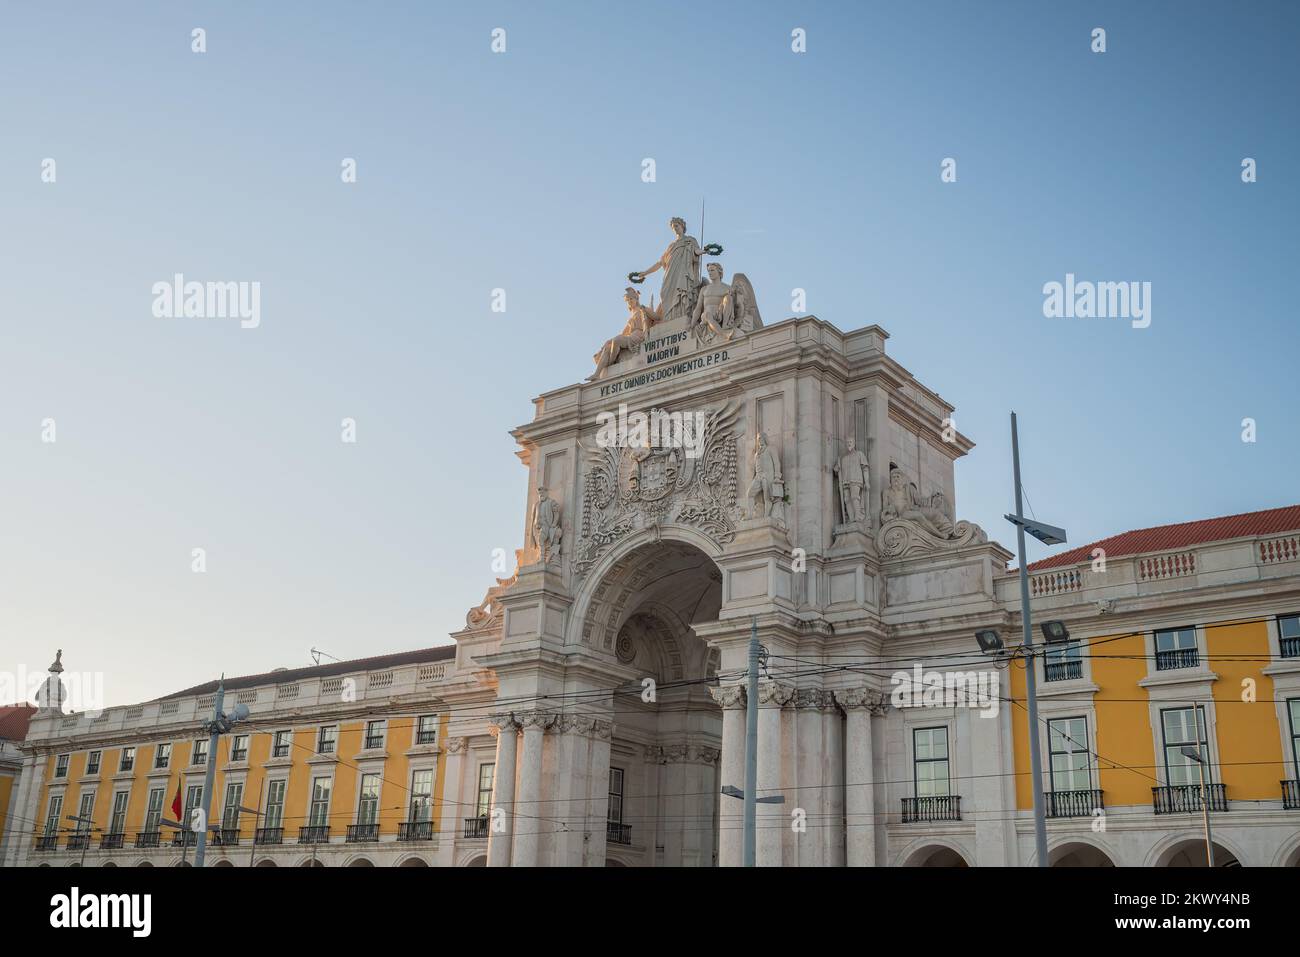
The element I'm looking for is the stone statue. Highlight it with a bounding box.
[747,431,783,519]
[531,485,563,563]
[691,262,729,341]
[632,217,710,324]
[36,649,66,714]
[834,436,870,525]
[880,466,954,538]
[589,287,658,381]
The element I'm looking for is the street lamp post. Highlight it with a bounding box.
[1004,412,1069,868]
[1181,743,1216,867]
[192,680,250,868]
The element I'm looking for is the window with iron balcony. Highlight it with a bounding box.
[1154,627,1199,671]
[1279,615,1300,660]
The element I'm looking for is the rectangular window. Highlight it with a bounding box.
[1048,717,1091,792]
[358,773,381,825]
[607,768,624,826]
[309,777,332,827]
[264,779,286,829]
[154,742,172,769]
[913,727,950,798]
[119,746,135,772]
[44,794,64,835]
[144,788,164,833]
[476,764,495,818]
[1162,706,1211,787]
[409,769,434,823]
[76,791,95,832]
[317,726,337,754]
[272,730,291,758]
[86,751,102,775]
[1280,615,1300,659]
[191,739,208,766]
[1154,627,1199,671]
[222,782,244,831]
[1288,698,1300,772]
[110,791,129,835]
[183,784,202,830]
[1043,642,1082,682]
[416,714,438,745]
[55,754,69,778]
[230,734,249,763]
[364,720,385,751]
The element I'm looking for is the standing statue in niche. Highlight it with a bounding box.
[834,436,870,525]
[879,466,954,538]
[531,485,563,564]
[747,431,784,520]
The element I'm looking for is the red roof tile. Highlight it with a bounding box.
[1026,504,1300,572]
[0,704,37,743]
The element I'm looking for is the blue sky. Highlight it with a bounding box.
[2,1,1296,707]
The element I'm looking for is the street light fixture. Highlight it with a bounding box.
[192,682,250,868]
[974,629,1005,654]
[1040,621,1071,643]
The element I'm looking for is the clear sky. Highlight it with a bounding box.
[2,2,1296,708]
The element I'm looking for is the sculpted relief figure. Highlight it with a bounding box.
[879,466,954,538]
[747,431,784,520]
[632,217,711,324]
[531,485,563,564]
[589,287,658,381]
[834,436,870,525]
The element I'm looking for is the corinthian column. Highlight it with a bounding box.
[757,681,793,867]
[486,715,518,868]
[709,684,746,867]
[511,711,555,867]
[836,689,881,867]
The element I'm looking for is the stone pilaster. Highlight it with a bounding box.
[836,688,885,867]
[757,681,793,867]
[511,711,556,867]
[485,715,518,868]
[710,684,746,867]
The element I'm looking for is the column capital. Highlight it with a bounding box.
[444,736,469,754]
[709,684,747,710]
[792,689,837,712]
[516,710,558,732]
[834,688,887,715]
[488,713,519,735]
[556,714,613,739]
[757,681,795,708]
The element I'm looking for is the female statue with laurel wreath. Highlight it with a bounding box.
[629,217,722,324]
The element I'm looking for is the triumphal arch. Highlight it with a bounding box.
[447,216,1014,867]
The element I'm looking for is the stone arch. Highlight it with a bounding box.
[255,859,277,867]
[212,860,235,867]
[397,854,429,867]
[464,855,487,867]
[346,856,375,867]
[1275,839,1300,868]
[1147,833,1246,868]
[569,526,724,652]
[298,858,326,867]
[102,861,117,868]
[1046,839,1117,867]
[897,837,972,867]
[135,861,153,868]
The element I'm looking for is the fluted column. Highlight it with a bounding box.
[436,737,467,866]
[757,681,793,867]
[837,689,881,867]
[511,711,555,867]
[710,685,746,867]
[485,715,518,868]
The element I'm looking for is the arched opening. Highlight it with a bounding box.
[255,859,277,867]
[348,858,375,867]
[174,861,191,867]
[136,861,153,868]
[1155,839,1241,867]
[213,860,235,867]
[577,536,724,867]
[102,862,117,868]
[1283,844,1300,868]
[904,845,969,867]
[300,859,325,867]
[1050,842,1115,867]
[465,856,487,867]
[398,856,428,867]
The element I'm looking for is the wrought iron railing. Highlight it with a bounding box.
[1281,636,1300,659]
[254,827,284,845]
[901,795,962,823]
[607,822,632,845]
[1155,647,1199,671]
[100,832,125,850]
[399,820,434,841]
[298,825,330,844]
[134,831,161,848]
[34,834,59,852]
[463,817,489,839]
[1152,783,1227,814]
[1044,660,1083,682]
[347,823,379,843]
[1282,779,1300,810]
[1044,788,1103,818]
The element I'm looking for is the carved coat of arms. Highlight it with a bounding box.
[574,401,740,576]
